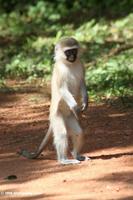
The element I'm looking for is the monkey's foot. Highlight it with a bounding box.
[60,159,80,165]
[71,151,90,161]
[77,155,90,161]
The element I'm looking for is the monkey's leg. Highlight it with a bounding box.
[52,115,80,165]
[66,114,87,161]
[71,133,87,161]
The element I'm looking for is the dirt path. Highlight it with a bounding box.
[0,91,133,200]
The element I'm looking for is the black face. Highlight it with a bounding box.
[64,48,78,62]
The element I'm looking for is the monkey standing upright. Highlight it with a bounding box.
[20,37,88,165]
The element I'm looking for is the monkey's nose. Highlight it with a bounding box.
[69,55,76,62]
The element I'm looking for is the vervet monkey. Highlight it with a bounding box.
[20,37,88,165]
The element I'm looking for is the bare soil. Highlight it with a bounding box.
[0,88,133,200]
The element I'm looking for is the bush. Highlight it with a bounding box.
[0,0,133,100]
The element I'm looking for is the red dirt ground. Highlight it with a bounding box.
[0,90,133,200]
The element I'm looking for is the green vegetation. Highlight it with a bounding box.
[0,0,133,101]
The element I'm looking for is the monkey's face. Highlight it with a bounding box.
[64,48,78,63]
[54,38,80,63]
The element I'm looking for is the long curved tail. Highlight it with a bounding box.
[19,126,52,159]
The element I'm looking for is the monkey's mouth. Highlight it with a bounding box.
[67,55,77,62]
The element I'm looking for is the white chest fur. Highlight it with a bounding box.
[61,63,82,96]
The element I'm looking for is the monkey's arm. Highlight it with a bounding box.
[60,84,79,119]
[80,79,88,111]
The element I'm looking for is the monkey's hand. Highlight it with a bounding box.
[70,105,81,120]
[81,97,88,112]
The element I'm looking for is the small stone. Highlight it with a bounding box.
[5,175,17,180]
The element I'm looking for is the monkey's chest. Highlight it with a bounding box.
[66,73,81,97]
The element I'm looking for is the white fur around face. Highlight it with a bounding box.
[63,45,78,51]
[54,48,66,61]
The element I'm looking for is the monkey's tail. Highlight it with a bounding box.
[19,126,52,159]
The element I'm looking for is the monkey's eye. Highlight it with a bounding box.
[71,49,78,55]
[64,49,72,56]
[64,48,78,56]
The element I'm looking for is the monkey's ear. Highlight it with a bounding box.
[54,43,60,53]
[54,46,57,53]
